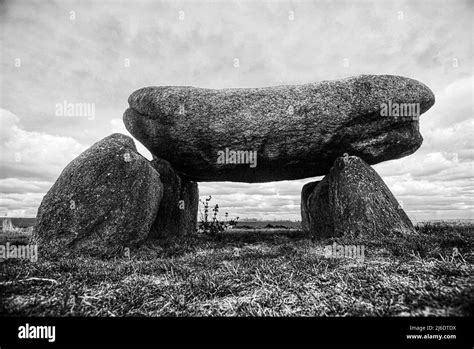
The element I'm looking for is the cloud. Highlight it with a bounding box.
[0,193,46,217]
[423,76,474,129]
[0,109,85,181]
[0,178,52,194]
[0,108,84,216]
[0,0,472,220]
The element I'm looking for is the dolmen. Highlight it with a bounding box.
[34,75,435,255]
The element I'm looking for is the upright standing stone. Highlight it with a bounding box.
[302,155,414,237]
[301,181,319,233]
[149,157,198,237]
[178,180,199,235]
[33,133,163,256]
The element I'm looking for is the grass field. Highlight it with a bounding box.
[0,223,473,316]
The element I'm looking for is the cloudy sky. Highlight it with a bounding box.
[1,0,472,221]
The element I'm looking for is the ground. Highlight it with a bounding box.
[0,223,473,316]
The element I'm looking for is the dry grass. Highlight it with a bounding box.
[0,223,472,316]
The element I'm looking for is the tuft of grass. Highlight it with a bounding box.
[0,223,473,316]
[0,227,33,246]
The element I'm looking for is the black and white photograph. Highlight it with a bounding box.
[0,0,472,347]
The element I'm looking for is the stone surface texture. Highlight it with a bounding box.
[33,133,163,256]
[149,157,199,238]
[302,155,415,237]
[124,74,435,183]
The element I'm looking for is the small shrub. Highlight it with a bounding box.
[198,196,239,235]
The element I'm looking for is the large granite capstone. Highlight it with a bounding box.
[123,75,435,183]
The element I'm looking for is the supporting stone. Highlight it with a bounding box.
[33,134,163,256]
[149,157,199,238]
[301,155,414,237]
[301,181,319,233]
